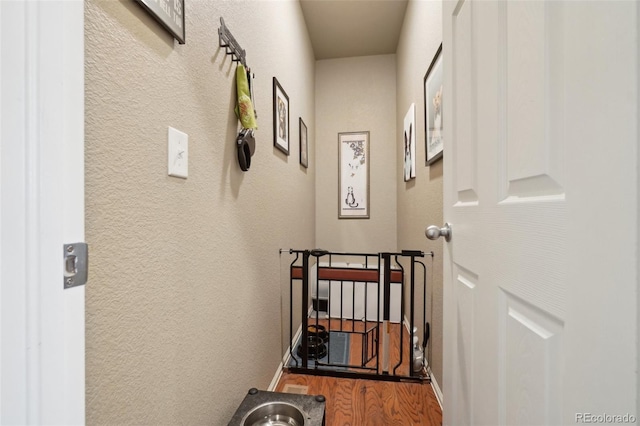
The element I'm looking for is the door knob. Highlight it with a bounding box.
[425,223,452,242]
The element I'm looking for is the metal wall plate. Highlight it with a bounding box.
[63,242,88,289]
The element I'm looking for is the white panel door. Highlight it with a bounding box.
[441,1,638,424]
[1,1,85,424]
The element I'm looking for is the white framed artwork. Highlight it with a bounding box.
[404,103,416,181]
[338,131,370,219]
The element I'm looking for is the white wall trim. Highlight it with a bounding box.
[268,307,309,391]
[268,323,303,391]
[1,1,85,423]
[267,362,284,392]
[403,315,412,334]
[428,365,444,410]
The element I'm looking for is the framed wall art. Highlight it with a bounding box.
[424,43,443,165]
[135,0,185,44]
[403,103,416,181]
[273,77,290,155]
[338,131,370,219]
[299,118,308,168]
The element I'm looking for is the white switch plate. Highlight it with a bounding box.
[168,127,188,178]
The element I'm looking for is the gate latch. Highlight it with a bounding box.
[63,243,88,289]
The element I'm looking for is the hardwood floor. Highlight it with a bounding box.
[278,319,442,425]
[275,373,442,425]
[297,318,420,376]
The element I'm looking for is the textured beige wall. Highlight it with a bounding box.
[84,0,315,424]
[315,55,398,253]
[396,0,444,389]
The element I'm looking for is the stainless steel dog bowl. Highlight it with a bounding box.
[228,388,325,426]
[241,402,305,426]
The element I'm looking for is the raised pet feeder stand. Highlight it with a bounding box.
[228,388,326,426]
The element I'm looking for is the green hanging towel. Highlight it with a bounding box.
[235,64,258,130]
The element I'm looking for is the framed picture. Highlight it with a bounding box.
[424,43,443,165]
[135,0,185,44]
[338,131,370,219]
[403,103,416,181]
[299,118,308,168]
[273,77,290,155]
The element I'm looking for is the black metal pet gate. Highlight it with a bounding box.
[285,249,433,383]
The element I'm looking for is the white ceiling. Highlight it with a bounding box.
[299,0,409,60]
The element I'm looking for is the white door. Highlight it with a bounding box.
[441,1,638,424]
[1,1,85,424]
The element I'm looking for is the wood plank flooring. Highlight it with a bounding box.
[299,318,419,376]
[276,373,442,425]
[278,319,442,425]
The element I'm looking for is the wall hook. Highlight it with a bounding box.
[218,17,247,68]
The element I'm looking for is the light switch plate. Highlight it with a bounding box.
[168,127,188,178]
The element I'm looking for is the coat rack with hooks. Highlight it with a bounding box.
[218,17,247,68]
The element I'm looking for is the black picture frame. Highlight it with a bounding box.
[135,0,185,44]
[299,118,308,168]
[338,131,370,219]
[273,77,290,155]
[424,43,443,165]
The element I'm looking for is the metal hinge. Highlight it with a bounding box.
[63,242,88,289]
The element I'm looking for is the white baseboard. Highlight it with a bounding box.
[428,366,444,410]
[267,306,311,391]
[403,315,411,334]
[267,361,284,392]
